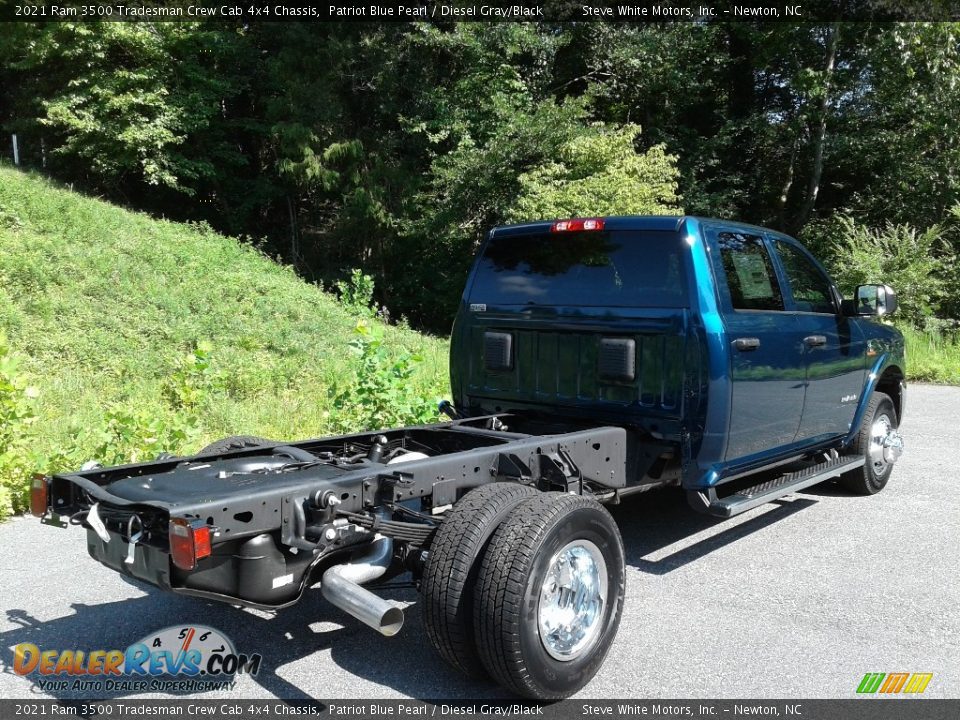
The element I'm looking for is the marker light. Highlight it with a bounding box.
[30,474,49,517]
[551,218,605,232]
[169,517,212,571]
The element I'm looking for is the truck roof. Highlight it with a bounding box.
[490,215,782,237]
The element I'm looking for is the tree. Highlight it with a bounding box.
[3,21,959,330]
[508,124,680,221]
[828,216,953,327]
[3,23,248,197]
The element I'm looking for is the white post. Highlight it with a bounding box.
[11,134,19,165]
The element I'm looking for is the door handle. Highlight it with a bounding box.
[733,337,761,351]
[803,335,827,347]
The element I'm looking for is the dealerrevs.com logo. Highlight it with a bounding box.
[856,672,934,695]
[13,625,262,693]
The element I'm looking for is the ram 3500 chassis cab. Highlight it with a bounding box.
[35,216,905,699]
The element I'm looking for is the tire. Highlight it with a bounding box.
[473,492,626,700]
[840,391,901,495]
[198,435,271,456]
[421,482,540,679]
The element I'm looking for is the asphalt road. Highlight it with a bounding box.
[1,384,957,701]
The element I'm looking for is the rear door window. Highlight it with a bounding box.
[716,230,785,311]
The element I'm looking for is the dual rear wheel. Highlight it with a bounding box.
[422,484,625,699]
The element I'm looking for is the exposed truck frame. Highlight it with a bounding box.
[45,415,629,609]
[34,215,905,699]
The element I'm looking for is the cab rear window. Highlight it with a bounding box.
[469,230,688,307]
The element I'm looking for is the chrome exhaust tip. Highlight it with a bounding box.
[379,606,405,637]
[320,535,405,637]
[321,569,405,636]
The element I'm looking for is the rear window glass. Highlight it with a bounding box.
[469,230,688,307]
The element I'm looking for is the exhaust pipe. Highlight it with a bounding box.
[321,535,404,636]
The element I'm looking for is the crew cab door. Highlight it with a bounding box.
[708,226,806,461]
[768,237,866,443]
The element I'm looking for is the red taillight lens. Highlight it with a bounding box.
[551,218,605,233]
[30,474,49,517]
[194,525,212,559]
[169,518,213,571]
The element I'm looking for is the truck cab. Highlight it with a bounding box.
[451,215,905,502]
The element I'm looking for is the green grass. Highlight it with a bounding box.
[899,324,960,385]
[0,165,450,465]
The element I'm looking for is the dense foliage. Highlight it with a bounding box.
[3,22,957,330]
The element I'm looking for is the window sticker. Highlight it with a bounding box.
[731,252,773,300]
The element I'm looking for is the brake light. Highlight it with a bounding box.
[30,474,49,517]
[169,517,212,571]
[551,218,605,233]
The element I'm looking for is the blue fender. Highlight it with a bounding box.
[842,353,890,448]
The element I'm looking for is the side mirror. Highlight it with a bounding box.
[843,284,898,317]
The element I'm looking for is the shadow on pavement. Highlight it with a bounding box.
[796,481,855,497]
[1,581,492,700]
[2,487,818,701]
[611,488,818,575]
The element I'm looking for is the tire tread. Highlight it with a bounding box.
[473,493,621,699]
[422,482,538,679]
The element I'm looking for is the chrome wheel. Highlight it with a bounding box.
[537,539,607,662]
[868,413,903,474]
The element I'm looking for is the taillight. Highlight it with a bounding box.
[551,218,605,233]
[30,474,49,517]
[169,517,213,571]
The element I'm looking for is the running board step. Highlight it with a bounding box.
[695,456,865,519]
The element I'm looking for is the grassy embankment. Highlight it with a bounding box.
[0,166,449,516]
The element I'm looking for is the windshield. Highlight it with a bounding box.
[469,229,688,307]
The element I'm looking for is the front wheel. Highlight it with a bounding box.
[473,493,626,699]
[840,391,903,495]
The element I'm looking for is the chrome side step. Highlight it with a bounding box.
[691,455,865,518]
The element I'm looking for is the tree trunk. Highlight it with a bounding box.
[794,25,839,232]
[726,25,755,121]
[777,137,799,228]
[286,194,300,268]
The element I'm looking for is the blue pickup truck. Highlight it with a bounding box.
[36,216,904,699]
